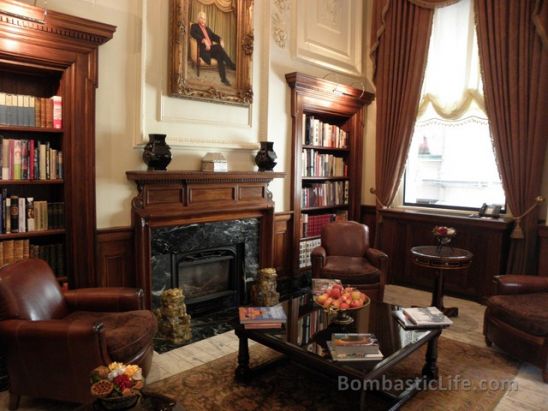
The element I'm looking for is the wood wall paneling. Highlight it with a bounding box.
[96,228,135,287]
[273,212,293,279]
[377,209,513,301]
[360,204,377,247]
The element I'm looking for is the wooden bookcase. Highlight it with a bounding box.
[285,72,374,274]
[0,0,115,287]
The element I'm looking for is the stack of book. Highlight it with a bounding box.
[327,333,383,361]
[238,305,287,329]
[393,306,453,329]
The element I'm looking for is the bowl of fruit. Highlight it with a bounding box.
[313,283,369,324]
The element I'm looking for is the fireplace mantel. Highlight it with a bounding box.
[127,170,286,307]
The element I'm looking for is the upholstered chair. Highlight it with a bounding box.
[0,259,158,409]
[311,221,389,302]
[484,274,548,382]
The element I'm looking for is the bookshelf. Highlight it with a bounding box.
[0,0,115,287]
[285,72,374,273]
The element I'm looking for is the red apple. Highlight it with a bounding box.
[331,299,341,309]
[323,297,333,308]
[329,287,341,299]
[350,299,362,308]
[340,302,349,310]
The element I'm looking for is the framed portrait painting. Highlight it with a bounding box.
[168,0,254,106]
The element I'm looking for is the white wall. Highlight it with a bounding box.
[30,0,377,228]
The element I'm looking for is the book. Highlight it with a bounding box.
[331,333,379,355]
[393,307,453,328]
[326,341,383,362]
[239,305,287,324]
[243,322,283,330]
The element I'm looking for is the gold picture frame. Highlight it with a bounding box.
[168,0,254,106]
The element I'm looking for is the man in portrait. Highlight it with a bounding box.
[190,11,236,86]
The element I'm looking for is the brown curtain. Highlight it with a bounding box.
[475,0,548,274]
[370,0,436,214]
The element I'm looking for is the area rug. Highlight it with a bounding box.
[148,337,519,410]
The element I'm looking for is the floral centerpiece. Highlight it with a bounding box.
[432,226,456,247]
[90,362,144,410]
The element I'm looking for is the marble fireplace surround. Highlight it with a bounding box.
[127,170,286,308]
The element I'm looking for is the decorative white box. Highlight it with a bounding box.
[201,152,228,172]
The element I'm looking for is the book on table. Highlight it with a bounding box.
[239,305,287,329]
[331,333,379,354]
[326,341,383,362]
[393,306,453,328]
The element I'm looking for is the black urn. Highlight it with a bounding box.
[143,134,172,171]
[255,141,277,172]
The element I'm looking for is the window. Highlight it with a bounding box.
[403,0,506,211]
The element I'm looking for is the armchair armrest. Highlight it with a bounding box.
[493,275,548,295]
[365,247,389,271]
[311,246,326,278]
[64,287,144,312]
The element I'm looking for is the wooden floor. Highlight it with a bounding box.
[0,285,546,410]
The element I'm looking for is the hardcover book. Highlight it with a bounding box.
[239,305,287,324]
[394,307,453,328]
[331,333,380,355]
[326,341,383,362]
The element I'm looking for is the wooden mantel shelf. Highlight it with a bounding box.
[126,170,286,184]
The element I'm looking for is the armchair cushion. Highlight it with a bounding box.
[486,293,548,336]
[65,310,157,362]
[321,256,381,284]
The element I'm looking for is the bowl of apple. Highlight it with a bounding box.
[313,283,370,324]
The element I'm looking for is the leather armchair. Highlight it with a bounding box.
[311,221,388,302]
[0,259,158,408]
[484,274,548,382]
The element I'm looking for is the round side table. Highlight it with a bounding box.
[410,246,473,317]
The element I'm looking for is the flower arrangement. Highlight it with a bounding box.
[432,226,456,246]
[90,362,144,409]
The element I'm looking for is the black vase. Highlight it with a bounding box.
[255,141,277,172]
[143,134,172,171]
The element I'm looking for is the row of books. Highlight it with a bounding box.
[299,237,321,268]
[0,240,64,275]
[0,137,63,180]
[0,194,64,233]
[301,149,347,177]
[238,305,287,329]
[0,93,62,129]
[301,211,348,238]
[302,114,348,148]
[301,181,349,208]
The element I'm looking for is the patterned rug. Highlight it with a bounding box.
[148,337,519,410]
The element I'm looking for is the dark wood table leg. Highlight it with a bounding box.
[234,327,251,381]
[422,335,439,380]
[432,270,459,317]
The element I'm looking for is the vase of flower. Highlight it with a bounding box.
[432,226,456,250]
[143,134,171,171]
[255,141,277,172]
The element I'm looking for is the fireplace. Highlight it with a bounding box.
[150,219,259,311]
[174,245,244,314]
[127,170,285,309]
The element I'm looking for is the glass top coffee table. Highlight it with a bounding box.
[235,293,444,410]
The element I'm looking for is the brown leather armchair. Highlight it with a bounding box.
[0,259,158,409]
[311,221,389,302]
[484,274,548,382]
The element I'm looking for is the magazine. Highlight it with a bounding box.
[326,341,383,362]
